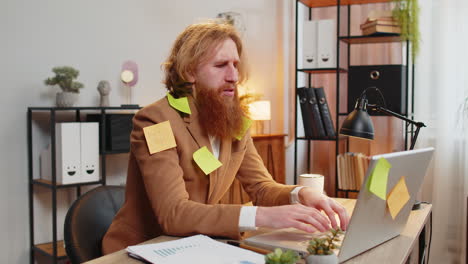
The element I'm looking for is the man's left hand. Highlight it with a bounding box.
[298,187,350,231]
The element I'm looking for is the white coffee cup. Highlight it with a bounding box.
[298,174,325,194]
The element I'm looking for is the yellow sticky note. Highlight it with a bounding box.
[366,158,391,200]
[234,117,252,140]
[387,176,410,219]
[193,146,222,175]
[167,92,191,114]
[143,121,177,154]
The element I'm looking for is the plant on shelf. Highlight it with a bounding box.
[305,227,344,264]
[392,0,420,61]
[265,248,300,264]
[44,66,84,107]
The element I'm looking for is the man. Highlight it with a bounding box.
[102,21,349,254]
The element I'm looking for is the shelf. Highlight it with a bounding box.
[33,241,67,259]
[28,106,141,111]
[297,137,337,141]
[252,133,287,139]
[340,34,402,44]
[32,179,103,189]
[102,149,130,155]
[337,189,360,192]
[299,0,390,8]
[297,68,347,74]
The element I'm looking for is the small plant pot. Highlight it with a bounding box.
[56,92,78,107]
[305,254,338,264]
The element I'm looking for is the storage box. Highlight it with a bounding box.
[347,65,407,115]
[87,114,134,152]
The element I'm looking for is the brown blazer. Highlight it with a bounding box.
[102,95,295,254]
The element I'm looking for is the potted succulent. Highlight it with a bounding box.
[305,228,344,264]
[265,248,300,264]
[44,66,84,107]
[392,0,420,61]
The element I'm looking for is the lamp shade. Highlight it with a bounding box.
[249,100,271,121]
[339,104,375,140]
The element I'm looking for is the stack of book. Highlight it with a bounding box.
[297,87,336,139]
[360,12,401,35]
[337,152,370,191]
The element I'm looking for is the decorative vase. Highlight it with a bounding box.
[56,92,78,107]
[305,254,338,264]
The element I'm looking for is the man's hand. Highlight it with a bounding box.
[255,204,332,233]
[298,187,349,231]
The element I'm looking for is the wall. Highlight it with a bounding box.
[0,0,290,262]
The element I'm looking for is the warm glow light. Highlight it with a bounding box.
[249,100,271,121]
[121,70,134,84]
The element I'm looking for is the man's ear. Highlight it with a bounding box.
[186,70,196,83]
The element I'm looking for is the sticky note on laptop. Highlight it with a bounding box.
[387,176,410,219]
[143,121,177,154]
[193,146,222,175]
[366,158,391,200]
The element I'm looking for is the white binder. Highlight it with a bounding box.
[302,20,318,69]
[55,122,82,184]
[317,19,337,68]
[80,122,100,183]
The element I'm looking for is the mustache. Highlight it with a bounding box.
[218,83,236,91]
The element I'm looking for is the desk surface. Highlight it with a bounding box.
[86,198,431,264]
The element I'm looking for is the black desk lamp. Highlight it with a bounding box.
[339,87,426,209]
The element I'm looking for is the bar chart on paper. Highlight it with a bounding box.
[126,235,264,264]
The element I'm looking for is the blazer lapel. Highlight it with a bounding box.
[207,137,232,204]
[183,96,219,202]
[183,96,213,153]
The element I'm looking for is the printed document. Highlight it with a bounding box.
[126,234,264,264]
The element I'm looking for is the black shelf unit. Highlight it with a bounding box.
[27,106,140,264]
[293,0,414,197]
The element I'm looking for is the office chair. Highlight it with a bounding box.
[64,185,125,264]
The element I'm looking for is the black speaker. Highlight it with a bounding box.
[348,65,407,115]
[86,114,134,152]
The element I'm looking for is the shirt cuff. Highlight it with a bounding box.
[239,206,258,232]
[290,186,305,204]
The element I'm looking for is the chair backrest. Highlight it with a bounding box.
[64,185,125,264]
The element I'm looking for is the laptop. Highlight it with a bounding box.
[244,147,434,263]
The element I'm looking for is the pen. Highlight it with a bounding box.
[226,240,272,255]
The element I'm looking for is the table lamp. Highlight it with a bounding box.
[120,60,139,108]
[340,87,426,150]
[248,100,271,135]
[339,87,426,210]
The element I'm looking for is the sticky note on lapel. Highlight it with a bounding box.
[193,146,222,175]
[167,92,191,114]
[234,117,252,140]
[143,121,177,154]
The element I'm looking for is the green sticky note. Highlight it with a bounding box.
[167,92,191,114]
[234,117,252,140]
[193,146,222,175]
[366,158,392,200]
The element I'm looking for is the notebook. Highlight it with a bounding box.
[245,147,434,262]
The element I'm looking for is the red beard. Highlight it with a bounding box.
[195,84,245,139]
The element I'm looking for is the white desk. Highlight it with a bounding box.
[86,199,432,264]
